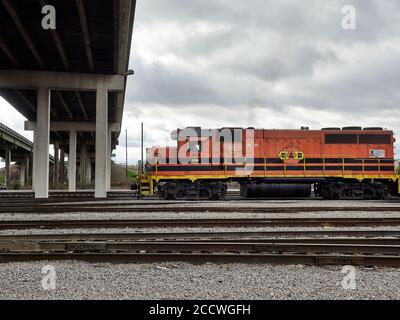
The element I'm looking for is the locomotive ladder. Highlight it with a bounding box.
[139,176,153,197]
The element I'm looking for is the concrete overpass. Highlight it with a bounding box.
[0,0,137,198]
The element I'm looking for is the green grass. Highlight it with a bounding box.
[0,175,4,184]
[127,168,138,182]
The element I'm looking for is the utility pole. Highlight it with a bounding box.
[141,122,144,175]
[125,129,128,181]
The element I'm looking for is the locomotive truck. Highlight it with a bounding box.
[140,126,399,200]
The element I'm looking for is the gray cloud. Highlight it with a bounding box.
[126,59,219,105]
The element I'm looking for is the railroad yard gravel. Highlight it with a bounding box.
[0,261,399,300]
[2,211,400,221]
[2,198,400,220]
[1,226,400,236]
[42,198,400,208]
[1,198,400,300]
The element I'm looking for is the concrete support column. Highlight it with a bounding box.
[59,148,65,185]
[34,87,50,198]
[68,130,77,192]
[53,142,60,188]
[86,159,92,184]
[32,130,37,191]
[95,83,108,198]
[5,147,11,188]
[20,161,26,187]
[80,142,87,187]
[107,128,112,191]
[25,155,31,186]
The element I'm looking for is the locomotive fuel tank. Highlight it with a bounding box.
[241,183,312,198]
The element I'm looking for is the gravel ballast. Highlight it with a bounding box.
[0,261,399,300]
[2,210,400,221]
[38,198,400,208]
[1,226,400,236]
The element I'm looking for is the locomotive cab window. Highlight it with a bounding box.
[325,134,357,144]
[359,134,391,144]
[325,133,391,144]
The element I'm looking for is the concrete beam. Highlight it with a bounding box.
[76,0,95,71]
[68,130,77,192]
[13,89,36,113]
[75,91,89,120]
[114,0,136,126]
[0,36,20,67]
[38,0,70,70]
[25,121,121,132]
[116,0,135,74]
[55,91,74,120]
[34,88,50,198]
[0,70,125,91]
[1,0,45,68]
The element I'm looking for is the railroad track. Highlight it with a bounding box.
[1,229,400,266]
[0,204,400,214]
[1,230,400,242]
[2,217,400,230]
[2,235,400,245]
[1,252,399,266]
[0,238,400,266]
[0,191,136,201]
[2,239,400,255]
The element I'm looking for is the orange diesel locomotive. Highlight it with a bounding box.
[144,127,399,200]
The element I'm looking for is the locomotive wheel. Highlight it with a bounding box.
[363,189,374,200]
[317,181,386,200]
[159,181,227,200]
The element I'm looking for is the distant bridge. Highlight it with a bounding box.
[0,122,33,153]
[0,122,54,188]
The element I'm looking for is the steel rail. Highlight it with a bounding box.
[2,237,400,245]
[1,230,400,243]
[0,252,399,266]
[1,240,400,255]
[2,217,400,230]
[0,205,399,214]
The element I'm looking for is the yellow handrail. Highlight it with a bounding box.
[264,158,267,177]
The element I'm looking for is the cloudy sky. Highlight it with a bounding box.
[1,0,400,165]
